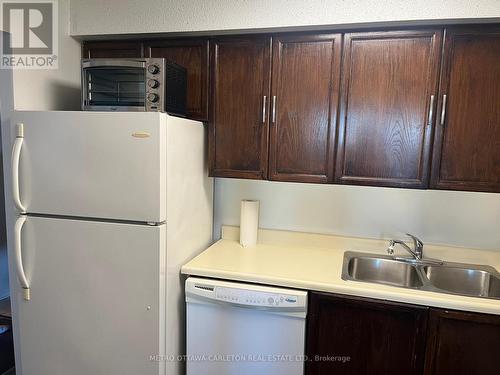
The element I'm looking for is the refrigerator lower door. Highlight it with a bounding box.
[7,111,167,222]
[11,216,166,375]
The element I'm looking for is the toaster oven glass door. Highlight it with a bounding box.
[83,67,146,110]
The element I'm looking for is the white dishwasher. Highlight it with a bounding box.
[185,277,308,375]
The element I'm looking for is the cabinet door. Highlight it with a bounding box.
[269,34,341,183]
[306,292,428,375]
[430,26,500,192]
[424,308,500,375]
[82,41,143,58]
[145,39,209,121]
[335,30,442,188]
[209,37,271,179]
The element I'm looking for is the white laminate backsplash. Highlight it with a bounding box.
[214,178,500,251]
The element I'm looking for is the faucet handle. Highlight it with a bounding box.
[387,240,395,255]
[406,233,424,251]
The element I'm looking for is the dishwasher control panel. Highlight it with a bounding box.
[186,277,308,311]
[215,287,299,307]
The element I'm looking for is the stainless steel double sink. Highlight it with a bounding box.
[341,251,500,300]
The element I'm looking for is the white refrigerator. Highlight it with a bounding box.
[1,111,213,375]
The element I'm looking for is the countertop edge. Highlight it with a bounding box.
[182,227,500,316]
[181,265,500,315]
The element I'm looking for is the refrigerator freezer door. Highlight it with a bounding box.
[12,216,166,375]
[8,111,167,222]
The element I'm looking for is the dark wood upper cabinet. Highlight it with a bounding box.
[81,25,500,192]
[269,34,341,183]
[209,37,272,179]
[430,26,500,192]
[306,292,428,375]
[424,308,500,375]
[145,39,209,121]
[82,41,143,58]
[335,30,443,188]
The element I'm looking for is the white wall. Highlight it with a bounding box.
[13,0,81,110]
[214,179,500,250]
[69,0,500,36]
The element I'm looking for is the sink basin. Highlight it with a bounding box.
[344,254,423,288]
[424,265,500,299]
[342,251,500,300]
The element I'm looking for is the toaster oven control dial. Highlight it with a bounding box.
[147,93,159,103]
[147,64,160,74]
[147,79,160,89]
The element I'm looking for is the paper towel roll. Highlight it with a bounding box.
[240,200,259,247]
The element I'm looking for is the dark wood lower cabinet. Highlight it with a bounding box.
[424,308,500,375]
[306,292,500,375]
[306,292,428,375]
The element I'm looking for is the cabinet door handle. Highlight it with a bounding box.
[440,94,447,126]
[262,96,267,123]
[427,95,435,126]
[271,96,277,124]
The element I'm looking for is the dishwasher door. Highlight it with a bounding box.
[185,277,308,375]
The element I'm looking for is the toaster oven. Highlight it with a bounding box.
[81,58,186,115]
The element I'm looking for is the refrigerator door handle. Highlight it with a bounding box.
[12,123,26,213]
[14,215,30,300]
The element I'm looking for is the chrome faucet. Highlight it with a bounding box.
[387,233,424,260]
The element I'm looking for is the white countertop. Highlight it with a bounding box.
[182,226,500,315]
